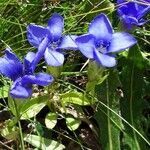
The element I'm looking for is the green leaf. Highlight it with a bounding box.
[0,85,9,98]
[120,45,150,149]
[47,66,62,79]
[95,70,123,150]
[45,113,58,129]
[20,95,48,120]
[66,116,81,131]
[24,134,65,150]
[8,96,25,117]
[61,91,93,106]
[1,119,19,140]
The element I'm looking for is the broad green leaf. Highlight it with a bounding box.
[45,113,58,129]
[0,85,9,98]
[66,116,81,131]
[61,91,93,106]
[20,95,48,120]
[24,134,65,150]
[120,45,150,149]
[95,70,123,150]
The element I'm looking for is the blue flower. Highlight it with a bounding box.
[0,48,54,99]
[117,0,150,29]
[75,13,137,67]
[27,13,78,67]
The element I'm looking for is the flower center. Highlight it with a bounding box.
[49,41,59,50]
[96,41,110,54]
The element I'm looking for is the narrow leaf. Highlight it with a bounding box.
[61,91,93,106]
[95,70,123,150]
[120,45,150,149]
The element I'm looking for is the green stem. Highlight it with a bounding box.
[13,99,25,150]
[106,79,113,150]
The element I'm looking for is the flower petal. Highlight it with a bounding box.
[0,49,23,81]
[142,0,150,2]
[138,18,148,26]
[117,0,124,3]
[10,79,32,99]
[22,73,54,86]
[89,13,113,42]
[136,3,150,19]
[75,34,95,59]
[117,1,150,28]
[44,48,64,66]
[94,50,116,67]
[5,48,21,62]
[108,32,137,53]
[47,13,64,42]
[119,14,138,29]
[31,37,50,71]
[58,35,78,50]
[24,52,36,74]
[27,24,49,48]
[118,3,137,17]
[24,52,35,65]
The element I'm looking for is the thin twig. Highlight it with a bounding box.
[0,140,14,150]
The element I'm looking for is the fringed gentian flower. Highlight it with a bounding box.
[75,13,137,67]
[117,0,150,29]
[27,13,78,67]
[0,48,54,99]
